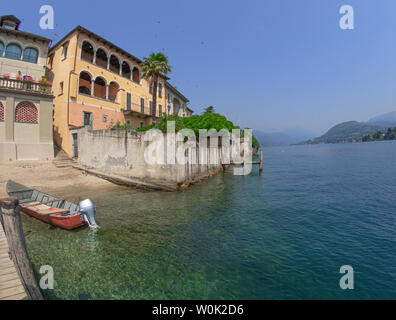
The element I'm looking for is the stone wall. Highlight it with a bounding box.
[72,127,224,186]
[0,92,54,162]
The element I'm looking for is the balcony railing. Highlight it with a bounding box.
[125,102,161,118]
[0,77,52,95]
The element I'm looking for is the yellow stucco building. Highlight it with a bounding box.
[48,26,169,156]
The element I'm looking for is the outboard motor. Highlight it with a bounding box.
[79,199,99,229]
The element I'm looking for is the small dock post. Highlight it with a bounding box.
[0,198,43,300]
[259,149,263,175]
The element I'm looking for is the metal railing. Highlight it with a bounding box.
[0,77,52,95]
[126,102,161,117]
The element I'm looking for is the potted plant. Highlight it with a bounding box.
[16,71,23,81]
[2,72,11,79]
[38,76,52,92]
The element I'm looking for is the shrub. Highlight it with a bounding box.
[136,124,154,132]
[111,121,133,130]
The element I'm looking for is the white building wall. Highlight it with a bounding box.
[165,86,190,117]
[0,33,48,80]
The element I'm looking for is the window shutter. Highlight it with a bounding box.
[158,84,162,97]
[140,98,144,113]
[126,93,131,111]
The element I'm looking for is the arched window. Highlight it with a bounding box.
[0,101,4,121]
[109,82,119,103]
[23,47,38,63]
[81,41,94,63]
[132,67,140,83]
[94,77,106,99]
[15,101,38,124]
[109,55,120,74]
[122,61,131,79]
[5,44,22,60]
[79,72,92,95]
[0,42,4,57]
[96,48,108,69]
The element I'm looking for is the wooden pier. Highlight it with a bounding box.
[0,224,27,300]
[0,198,43,300]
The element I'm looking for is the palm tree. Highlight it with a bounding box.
[142,52,172,119]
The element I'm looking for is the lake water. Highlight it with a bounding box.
[22,142,395,299]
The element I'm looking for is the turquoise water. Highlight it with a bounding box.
[22,142,395,299]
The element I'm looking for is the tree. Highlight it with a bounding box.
[203,106,215,114]
[138,112,260,149]
[142,52,172,120]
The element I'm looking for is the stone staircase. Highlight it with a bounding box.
[53,146,77,168]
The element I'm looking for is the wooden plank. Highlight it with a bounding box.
[0,260,13,266]
[0,278,23,290]
[0,251,11,258]
[0,256,13,261]
[1,292,27,300]
[0,272,19,283]
[0,285,26,299]
[0,254,11,260]
[23,199,65,208]
[0,265,15,271]
[0,253,11,259]
[0,267,16,276]
[37,208,69,215]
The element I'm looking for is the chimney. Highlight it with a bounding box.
[0,15,21,30]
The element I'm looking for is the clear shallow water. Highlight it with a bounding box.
[22,142,395,299]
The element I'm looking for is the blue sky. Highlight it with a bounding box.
[2,0,396,134]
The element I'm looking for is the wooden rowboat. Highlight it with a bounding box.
[6,180,99,230]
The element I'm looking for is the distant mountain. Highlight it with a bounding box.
[367,111,396,127]
[254,128,317,147]
[298,121,385,145]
